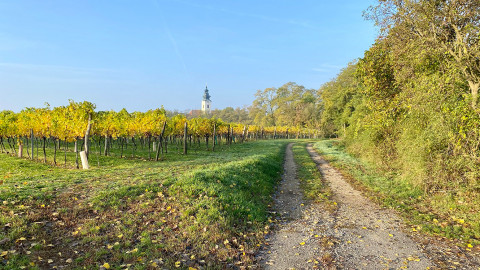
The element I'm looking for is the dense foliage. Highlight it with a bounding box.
[249,82,321,128]
[319,0,480,193]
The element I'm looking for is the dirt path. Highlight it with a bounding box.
[258,143,434,269]
[306,143,433,269]
[257,143,335,269]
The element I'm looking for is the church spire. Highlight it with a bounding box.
[201,85,212,113]
[203,85,211,101]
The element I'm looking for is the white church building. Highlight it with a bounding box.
[201,85,212,113]
[188,85,212,117]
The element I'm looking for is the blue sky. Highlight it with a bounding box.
[0,0,378,112]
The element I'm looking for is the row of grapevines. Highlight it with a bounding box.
[0,100,319,166]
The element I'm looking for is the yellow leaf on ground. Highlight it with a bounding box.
[103,262,110,269]
[300,242,305,245]
[175,261,181,268]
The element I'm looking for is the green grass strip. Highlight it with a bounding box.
[292,142,333,205]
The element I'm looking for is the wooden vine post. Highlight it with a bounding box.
[18,143,23,158]
[80,151,89,169]
[227,125,230,145]
[30,129,34,160]
[84,113,92,158]
[212,123,216,152]
[241,126,247,143]
[183,121,188,155]
[156,121,166,161]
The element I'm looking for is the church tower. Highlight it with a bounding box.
[201,85,212,114]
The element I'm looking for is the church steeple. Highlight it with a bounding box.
[201,85,212,113]
[203,85,211,101]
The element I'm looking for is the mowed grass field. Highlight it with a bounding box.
[0,140,289,269]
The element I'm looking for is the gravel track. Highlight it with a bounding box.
[258,143,435,269]
[306,143,432,269]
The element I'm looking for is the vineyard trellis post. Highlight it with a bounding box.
[30,129,34,160]
[212,123,216,152]
[84,113,92,158]
[183,121,188,155]
[156,121,166,161]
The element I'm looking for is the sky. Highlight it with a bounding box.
[0,0,378,112]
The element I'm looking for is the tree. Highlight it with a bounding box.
[250,87,278,126]
[366,0,480,109]
[250,82,321,128]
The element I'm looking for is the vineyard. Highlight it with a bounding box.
[0,100,318,168]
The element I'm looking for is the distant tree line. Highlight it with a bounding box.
[178,82,322,129]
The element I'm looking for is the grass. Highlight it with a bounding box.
[0,139,288,269]
[291,142,333,208]
[314,139,480,248]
